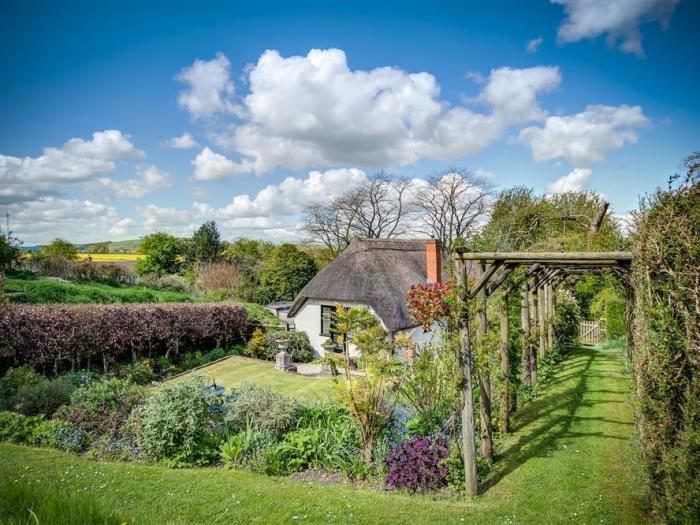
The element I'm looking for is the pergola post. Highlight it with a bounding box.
[476,262,494,460]
[537,278,546,358]
[499,290,511,433]
[547,282,555,352]
[521,282,532,386]
[528,277,538,383]
[454,258,478,496]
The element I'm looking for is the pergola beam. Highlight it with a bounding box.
[454,250,633,261]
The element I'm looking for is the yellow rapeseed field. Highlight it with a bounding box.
[76,253,142,262]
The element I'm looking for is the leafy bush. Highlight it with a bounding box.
[262,330,316,363]
[133,379,222,467]
[263,414,361,476]
[442,441,492,491]
[220,426,278,469]
[30,419,88,452]
[14,377,76,416]
[56,378,144,438]
[118,359,157,385]
[245,327,266,359]
[257,244,318,303]
[384,435,449,492]
[0,303,247,373]
[632,160,700,523]
[0,366,43,410]
[399,345,459,436]
[591,287,626,340]
[0,411,43,443]
[553,289,581,356]
[223,382,297,435]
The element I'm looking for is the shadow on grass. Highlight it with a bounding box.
[481,347,629,493]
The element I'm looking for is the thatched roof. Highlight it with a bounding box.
[288,238,436,332]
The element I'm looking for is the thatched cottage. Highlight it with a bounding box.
[287,238,443,356]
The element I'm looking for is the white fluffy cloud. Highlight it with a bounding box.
[553,0,679,57]
[180,49,560,175]
[527,36,544,53]
[192,147,253,181]
[4,197,126,244]
[517,104,649,163]
[134,168,367,239]
[0,130,144,204]
[177,53,238,119]
[98,165,171,198]
[547,168,592,193]
[164,132,199,149]
[197,168,367,218]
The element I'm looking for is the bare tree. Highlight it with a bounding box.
[301,202,358,257]
[413,169,491,250]
[302,172,413,256]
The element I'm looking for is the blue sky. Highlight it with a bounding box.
[1,0,698,244]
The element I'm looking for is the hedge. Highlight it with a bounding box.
[0,303,247,374]
[632,161,699,523]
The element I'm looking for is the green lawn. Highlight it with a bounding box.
[162,355,335,399]
[0,343,645,524]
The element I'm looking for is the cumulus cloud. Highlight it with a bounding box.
[164,132,199,149]
[192,147,253,181]
[547,168,592,193]
[179,49,560,175]
[0,130,144,204]
[4,197,126,244]
[553,0,679,57]
[177,53,238,119]
[97,165,171,198]
[517,104,649,163]
[196,168,367,218]
[527,36,544,53]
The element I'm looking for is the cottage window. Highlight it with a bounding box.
[320,305,334,336]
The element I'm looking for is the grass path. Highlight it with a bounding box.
[0,344,645,524]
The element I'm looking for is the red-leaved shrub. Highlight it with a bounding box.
[0,303,247,373]
[384,435,449,492]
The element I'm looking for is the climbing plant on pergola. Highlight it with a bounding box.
[451,250,634,496]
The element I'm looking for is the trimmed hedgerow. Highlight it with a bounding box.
[632,158,700,524]
[0,303,247,374]
[384,435,449,492]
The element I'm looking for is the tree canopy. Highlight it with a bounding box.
[135,233,184,276]
[257,243,318,303]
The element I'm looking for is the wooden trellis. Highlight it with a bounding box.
[452,250,634,496]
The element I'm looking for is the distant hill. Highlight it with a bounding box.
[79,239,141,253]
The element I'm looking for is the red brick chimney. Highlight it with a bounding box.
[426,239,442,284]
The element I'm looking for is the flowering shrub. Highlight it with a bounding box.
[407,281,454,330]
[0,411,43,443]
[384,435,449,492]
[0,303,247,373]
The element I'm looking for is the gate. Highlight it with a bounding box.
[579,321,604,346]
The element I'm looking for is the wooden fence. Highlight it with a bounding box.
[579,321,604,346]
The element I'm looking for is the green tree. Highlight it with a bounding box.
[0,233,22,300]
[187,221,222,264]
[221,238,274,302]
[39,238,78,260]
[135,232,184,276]
[257,244,317,303]
[87,242,110,254]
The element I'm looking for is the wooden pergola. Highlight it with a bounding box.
[451,250,634,495]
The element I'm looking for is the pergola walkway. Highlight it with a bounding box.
[451,250,634,495]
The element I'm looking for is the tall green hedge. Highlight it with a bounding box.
[632,159,699,523]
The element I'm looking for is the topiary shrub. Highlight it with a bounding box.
[384,435,449,492]
[263,330,316,363]
[56,378,144,438]
[223,382,298,435]
[132,378,222,467]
